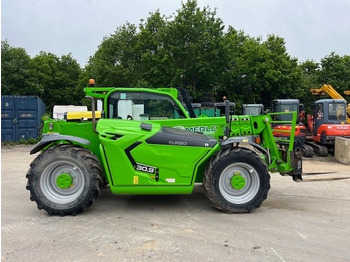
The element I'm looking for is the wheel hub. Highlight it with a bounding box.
[56,173,73,189]
[230,172,246,190]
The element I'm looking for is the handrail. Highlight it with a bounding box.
[269,120,293,124]
[267,111,297,153]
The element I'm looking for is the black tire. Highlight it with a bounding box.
[26,145,103,216]
[203,148,270,213]
[302,144,314,158]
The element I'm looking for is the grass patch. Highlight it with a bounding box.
[1,137,40,146]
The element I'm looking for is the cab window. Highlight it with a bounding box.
[329,103,346,121]
[107,91,186,120]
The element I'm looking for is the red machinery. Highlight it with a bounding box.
[306,99,350,155]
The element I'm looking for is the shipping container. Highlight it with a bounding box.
[1,96,46,142]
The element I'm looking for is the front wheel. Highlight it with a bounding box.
[203,148,270,213]
[26,145,103,216]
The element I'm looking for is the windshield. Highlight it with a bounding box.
[328,102,346,121]
[273,103,298,122]
[244,107,261,116]
[107,91,186,120]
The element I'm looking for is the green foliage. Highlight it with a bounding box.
[85,0,227,100]
[1,40,32,95]
[261,35,304,102]
[1,41,83,113]
[318,52,350,92]
[165,0,226,97]
[2,1,349,115]
[137,11,169,87]
[221,32,304,108]
[297,54,350,112]
[297,60,320,112]
[1,137,40,146]
[86,22,139,87]
[27,52,83,111]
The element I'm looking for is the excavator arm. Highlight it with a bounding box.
[310,84,344,99]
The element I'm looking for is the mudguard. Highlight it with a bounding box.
[221,136,271,165]
[30,133,90,155]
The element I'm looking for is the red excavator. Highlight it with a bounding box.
[310,84,350,123]
[306,98,350,155]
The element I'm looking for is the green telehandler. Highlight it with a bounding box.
[26,84,302,216]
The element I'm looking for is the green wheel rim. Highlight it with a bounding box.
[56,173,73,189]
[230,173,246,190]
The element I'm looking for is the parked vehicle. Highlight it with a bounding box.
[27,83,303,216]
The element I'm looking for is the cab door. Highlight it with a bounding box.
[313,102,324,135]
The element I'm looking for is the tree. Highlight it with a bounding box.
[85,0,227,100]
[298,60,321,112]
[166,0,226,97]
[2,40,82,112]
[299,60,320,89]
[85,22,139,87]
[260,35,304,103]
[318,52,350,92]
[220,28,257,106]
[222,32,304,108]
[137,10,169,87]
[297,54,350,113]
[1,40,33,95]
[27,52,82,111]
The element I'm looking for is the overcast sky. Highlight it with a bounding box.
[2,0,350,67]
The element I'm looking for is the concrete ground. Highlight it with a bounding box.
[1,145,350,262]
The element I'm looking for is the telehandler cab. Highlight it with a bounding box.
[27,83,302,216]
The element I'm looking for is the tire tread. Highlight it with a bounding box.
[26,145,103,216]
[203,147,270,213]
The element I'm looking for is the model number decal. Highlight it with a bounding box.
[135,164,156,174]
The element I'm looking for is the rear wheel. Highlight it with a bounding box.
[203,148,270,213]
[26,145,103,216]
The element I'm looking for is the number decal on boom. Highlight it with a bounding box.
[135,164,156,174]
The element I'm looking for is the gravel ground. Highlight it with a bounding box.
[1,145,350,262]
